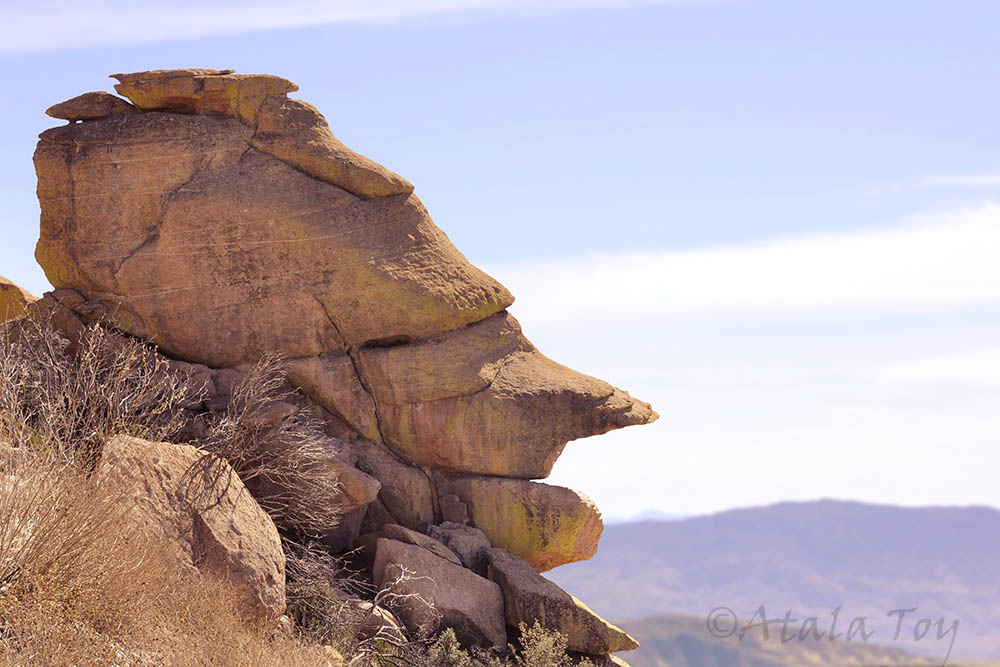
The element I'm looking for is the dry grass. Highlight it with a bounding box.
[0,451,333,667]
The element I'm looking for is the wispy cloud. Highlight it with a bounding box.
[880,348,1000,389]
[860,172,1000,196]
[0,0,722,53]
[485,203,1000,324]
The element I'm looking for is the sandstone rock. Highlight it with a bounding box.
[0,277,36,322]
[436,474,603,572]
[111,69,296,123]
[359,312,658,478]
[95,435,285,622]
[286,353,380,444]
[439,494,470,524]
[46,92,135,122]
[426,522,491,576]
[486,548,638,655]
[34,72,656,493]
[35,112,513,368]
[341,439,435,529]
[252,96,412,199]
[374,538,506,648]
[359,523,462,567]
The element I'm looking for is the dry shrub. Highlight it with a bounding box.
[0,314,342,537]
[194,355,344,536]
[0,314,191,468]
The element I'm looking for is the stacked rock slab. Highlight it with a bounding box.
[32,69,657,658]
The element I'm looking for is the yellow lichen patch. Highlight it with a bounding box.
[436,474,604,572]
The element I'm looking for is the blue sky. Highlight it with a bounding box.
[2,0,999,519]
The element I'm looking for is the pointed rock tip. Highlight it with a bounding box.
[45,91,135,122]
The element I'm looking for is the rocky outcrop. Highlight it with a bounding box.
[0,277,36,322]
[486,548,638,655]
[95,435,285,623]
[32,68,656,657]
[374,538,506,648]
[34,68,655,489]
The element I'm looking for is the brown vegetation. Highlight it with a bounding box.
[0,315,593,665]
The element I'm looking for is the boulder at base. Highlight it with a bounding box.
[95,435,285,623]
[373,538,506,648]
[486,548,638,655]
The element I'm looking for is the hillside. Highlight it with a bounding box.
[548,500,1000,659]
[623,614,938,667]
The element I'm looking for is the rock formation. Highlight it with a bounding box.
[29,68,658,662]
[0,276,36,322]
[96,435,286,623]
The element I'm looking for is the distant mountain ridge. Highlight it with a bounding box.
[548,500,1000,660]
[619,614,941,667]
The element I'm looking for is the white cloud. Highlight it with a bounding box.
[861,172,1000,196]
[880,348,1000,389]
[485,203,1000,325]
[0,0,723,52]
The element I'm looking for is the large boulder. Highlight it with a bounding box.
[436,473,604,571]
[34,68,656,487]
[95,435,285,623]
[0,277,36,322]
[373,538,506,648]
[486,548,638,655]
[359,523,462,567]
[426,522,492,576]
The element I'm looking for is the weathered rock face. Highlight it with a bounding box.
[33,68,655,656]
[374,538,506,648]
[358,312,655,478]
[95,435,285,623]
[0,277,36,322]
[486,548,638,655]
[426,522,492,576]
[34,68,655,489]
[360,523,462,567]
[436,473,604,572]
